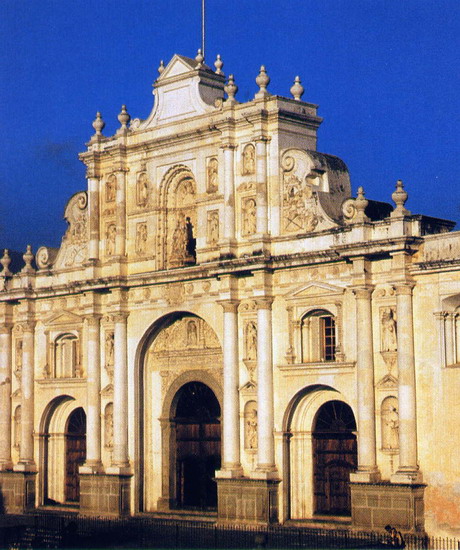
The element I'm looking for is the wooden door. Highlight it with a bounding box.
[65,408,86,503]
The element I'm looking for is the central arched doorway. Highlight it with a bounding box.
[65,407,86,503]
[174,382,221,509]
[312,400,357,515]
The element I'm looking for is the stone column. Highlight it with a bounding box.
[255,138,268,236]
[115,171,127,257]
[222,144,236,242]
[218,300,242,476]
[392,284,422,482]
[84,315,102,469]
[0,324,13,469]
[17,322,35,469]
[350,288,380,482]
[87,176,100,261]
[255,297,276,475]
[111,313,129,469]
[445,312,455,366]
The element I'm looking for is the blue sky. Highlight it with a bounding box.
[1,0,459,252]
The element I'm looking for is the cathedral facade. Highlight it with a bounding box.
[0,52,459,537]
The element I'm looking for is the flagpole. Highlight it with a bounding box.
[202,0,205,59]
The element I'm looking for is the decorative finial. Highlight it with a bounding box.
[255,65,270,99]
[92,112,105,137]
[224,74,238,105]
[0,249,13,277]
[214,54,224,75]
[391,179,410,217]
[158,60,165,75]
[117,105,131,133]
[195,48,204,67]
[355,186,369,223]
[290,76,304,101]
[22,245,35,273]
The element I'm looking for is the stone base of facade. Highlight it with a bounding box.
[350,481,426,533]
[217,477,280,524]
[79,473,132,517]
[0,470,36,513]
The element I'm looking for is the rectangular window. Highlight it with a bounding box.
[321,316,336,361]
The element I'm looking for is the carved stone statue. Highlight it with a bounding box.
[186,320,198,346]
[245,321,257,361]
[207,210,219,245]
[243,198,257,236]
[106,224,116,256]
[135,223,148,256]
[105,403,113,448]
[15,339,23,371]
[170,214,188,262]
[106,175,116,202]
[14,406,21,448]
[242,144,255,175]
[207,158,218,193]
[105,331,114,367]
[245,403,258,449]
[382,396,399,450]
[136,172,149,207]
[381,307,397,351]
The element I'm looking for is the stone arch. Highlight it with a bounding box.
[157,165,197,269]
[282,385,355,520]
[38,395,84,506]
[134,311,223,513]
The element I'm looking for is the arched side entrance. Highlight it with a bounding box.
[313,400,357,515]
[64,408,86,502]
[174,382,221,509]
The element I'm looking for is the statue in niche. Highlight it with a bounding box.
[381,307,397,351]
[382,396,399,450]
[106,175,116,202]
[136,172,149,207]
[245,404,258,449]
[105,331,114,367]
[105,403,113,448]
[243,198,257,236]
[185,217,196,261]
[171,214,188,262]
[186,320,198,346]
[207,210,219,245]
[245,321,257,361]
[207,158,218,193]
[242,144,255,175]
[15,339,23,372]
[14,406,21,448]
[135,223,148,256]
[106,224,116,256]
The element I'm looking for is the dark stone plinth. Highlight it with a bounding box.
[79,472,132,517]
[0,470,36,513]
[217,477,280,524]
[350,481,426,533]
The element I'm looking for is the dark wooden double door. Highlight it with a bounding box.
[174,382,221,510]
[65,408,86,503]
[313,401,357,516]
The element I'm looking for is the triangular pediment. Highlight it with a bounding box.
[240,380,257,394]
[45,310,83,327]
[286,281,345,300]
[377,374,398,389]
[101,383,113,396]
[158,54,199,81]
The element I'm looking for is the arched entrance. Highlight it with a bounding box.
[312,400,357,515]
[64,408,86,502]
[174,382,221,509]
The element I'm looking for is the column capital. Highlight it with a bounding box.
[217,300,239,313]
[85,314,102,326]
[255,296,274,310]
[351,286,374,300]
[253,135,269,144]
[111,312,129,323]
[434,311,447,320]
[18,321,35,333]
[393,283,415,296]
[220,142,237,150]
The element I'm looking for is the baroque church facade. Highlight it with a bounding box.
[0,52,459,537]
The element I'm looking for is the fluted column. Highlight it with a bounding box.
[84,315,102,469]
[392,284,422,482]
[350,288,380,482]
[115,171,127,257]
[0,324,13,469]
[222,144,236,242]
[111,313,129,469]
[255,138,268,236]
[17,322,35,469]
[87,176,100,261]
[218,300,242,476]
[255,297,277,476]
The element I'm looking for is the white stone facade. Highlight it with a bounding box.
[0,52,459,537]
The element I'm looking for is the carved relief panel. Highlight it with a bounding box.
[242,144,255,176]
[135,222,148,256]
[136,172,149,207]
[206,210,219,246]
[242,198,257,237]
[206,157,218,193]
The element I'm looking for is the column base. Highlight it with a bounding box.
[79,461,103,474]
[13,461,37,473]
[80,472,132,517]
[350,481,426,533]
[217,477,280,525]
[0,461,13,471]
[0,470,37,513]
[252,467,279,480]
[215,466,244,479]
[350,468,381,483]
[391,469,423,484]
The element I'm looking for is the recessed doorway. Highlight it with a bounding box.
[65,407,86,503]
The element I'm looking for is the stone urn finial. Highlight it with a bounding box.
[117,105,131,132]
[22,245,35,273]
[158,60,165,75]
[214,54,224,75]
[92,112,105,137]
[355,186,369,223]
[255,65,270,99]
[391,179,410,217]
[195,48,204,67]
[224,74,238,105]
[0,249,13,277]
[290,76,304,101]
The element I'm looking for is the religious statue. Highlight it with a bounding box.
[136,172,149,207]
[206,158,218,193]
[243,198,257,236]
[382,397,399,450]
[186,320,198,346]
[15,339,23,371]
[207,210,219,245]
[245,321,257,361]
[245,404,258,449]
[106,224,116,256]
[135,223,148,256]
[105,403,113,448]
[106,175,116,202]
[242,144,255,175]
[381,307,397,351]
[170,214,188,263]
[105,331,114,367]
